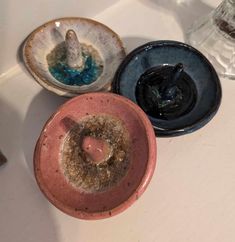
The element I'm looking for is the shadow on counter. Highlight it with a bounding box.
[122,36,155,53]
[139,0,213,40]
[23,89,66,174]
[0,97,61,242]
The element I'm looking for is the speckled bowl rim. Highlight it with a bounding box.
[34,93,157,220]
[113,40,222,137]
[23,17,126,97]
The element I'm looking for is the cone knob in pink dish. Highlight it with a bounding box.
[34,93,157,219]
[81,136,113,164]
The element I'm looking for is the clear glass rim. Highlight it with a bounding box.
[228,0,235,4]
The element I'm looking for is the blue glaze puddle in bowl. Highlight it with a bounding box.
[48,51,103,86]
[113,40,222,137]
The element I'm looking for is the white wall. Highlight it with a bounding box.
[0,0,119,75]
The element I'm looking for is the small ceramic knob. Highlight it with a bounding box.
[161,63,184,99]
[65,29,84,70]
[82,136,113,164]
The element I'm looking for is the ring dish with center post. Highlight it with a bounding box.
[34,93,157,219]
[23,17,126,97]
[113,40,222,136]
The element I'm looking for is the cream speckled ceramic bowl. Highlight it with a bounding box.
[23,17,126,97]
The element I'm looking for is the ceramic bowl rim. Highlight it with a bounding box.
[34,92,157,219]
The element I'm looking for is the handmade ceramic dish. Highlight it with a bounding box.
[113,40,222,137]
[34,93,156,219]
[23,18,126,97]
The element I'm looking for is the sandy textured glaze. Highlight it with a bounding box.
[34,93,156,220]
[23,18,126,97]
[61,114,130,192]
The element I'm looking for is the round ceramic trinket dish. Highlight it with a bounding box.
[23,18,125,97]
[113,40,222,137]
[34,93,156,219]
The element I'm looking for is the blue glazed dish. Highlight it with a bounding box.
[113,40,222,137]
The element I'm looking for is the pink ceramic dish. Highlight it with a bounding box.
[34,93,157,219]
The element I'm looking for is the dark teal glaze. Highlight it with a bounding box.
[49,54,102,86]
[135,64,197,120]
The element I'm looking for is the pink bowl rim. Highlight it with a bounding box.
[34,92,157,220]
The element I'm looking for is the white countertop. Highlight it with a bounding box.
[1,1,235,242]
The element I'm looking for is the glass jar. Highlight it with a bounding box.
[186,0,235,79]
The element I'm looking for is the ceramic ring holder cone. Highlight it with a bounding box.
[65,30,85,70]
[113,40,222,137]
[23,18,126,97]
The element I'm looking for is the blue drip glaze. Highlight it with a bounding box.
[49,54,102,86]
